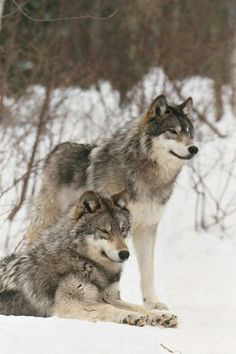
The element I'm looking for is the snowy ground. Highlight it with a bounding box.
[1,172,236,354]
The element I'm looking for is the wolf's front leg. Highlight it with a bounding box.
[54,300,147,326]
[109,299,177,327]
[54,277,147,326]
[102,283,177,328]
[132,224,169,310]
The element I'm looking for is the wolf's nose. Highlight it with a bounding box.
[119,250,130,261]
[188,145,198,155]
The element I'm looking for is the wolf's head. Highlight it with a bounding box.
[141,95,198,161]
[70,191,131,264]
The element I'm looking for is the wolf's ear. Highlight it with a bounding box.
[179,97,193,117]
[72,191,101,219]
[148,95,168,118]
[80,191,101,214]
[112,190,130,209]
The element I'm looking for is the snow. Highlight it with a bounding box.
[1,68,236,353]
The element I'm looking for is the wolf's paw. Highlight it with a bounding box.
[121,312,147,327]
[144,299,169,311]
[147,311,178,328]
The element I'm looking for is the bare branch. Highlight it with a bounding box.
[160,343,182,354]
[7,85,51,221]
[171,81,226,138]
[12,0,118,23]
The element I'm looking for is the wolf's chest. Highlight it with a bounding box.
[128,199,164,229]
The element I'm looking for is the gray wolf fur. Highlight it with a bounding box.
[27,94,198,310]
[0,191,177,327]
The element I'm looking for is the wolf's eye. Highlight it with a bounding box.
[99,228,108,234]
[98,229,109,239]
[168,128,177,135]
[121,225,126,233]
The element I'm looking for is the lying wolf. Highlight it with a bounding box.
[0,191,177,327]
[27,94,198,310]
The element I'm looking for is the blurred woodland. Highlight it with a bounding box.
[1,0,236,115]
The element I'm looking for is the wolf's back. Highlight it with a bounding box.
[44,142,96,187]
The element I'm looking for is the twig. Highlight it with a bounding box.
[13,237,25,253]
[0,0,30,19]
[160,343,182,354]
[193,108,226,138]
[7,85,51,221]
[171,81,226,138]
[12,0,118,23]
[0,159,43,200]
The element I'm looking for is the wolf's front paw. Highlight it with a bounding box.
[147,311,178,328]
[121,312,147,327]
[144,299,169,311]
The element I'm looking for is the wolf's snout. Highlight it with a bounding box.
[188,145,198,155]
[119,250,130,261]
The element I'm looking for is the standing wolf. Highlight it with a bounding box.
[27,95,198,310]
[0,191,177,327]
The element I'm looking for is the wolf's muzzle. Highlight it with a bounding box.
[170,144,199,160]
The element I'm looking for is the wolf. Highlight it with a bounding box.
[0,191,177,327]
[26,94,198,310]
